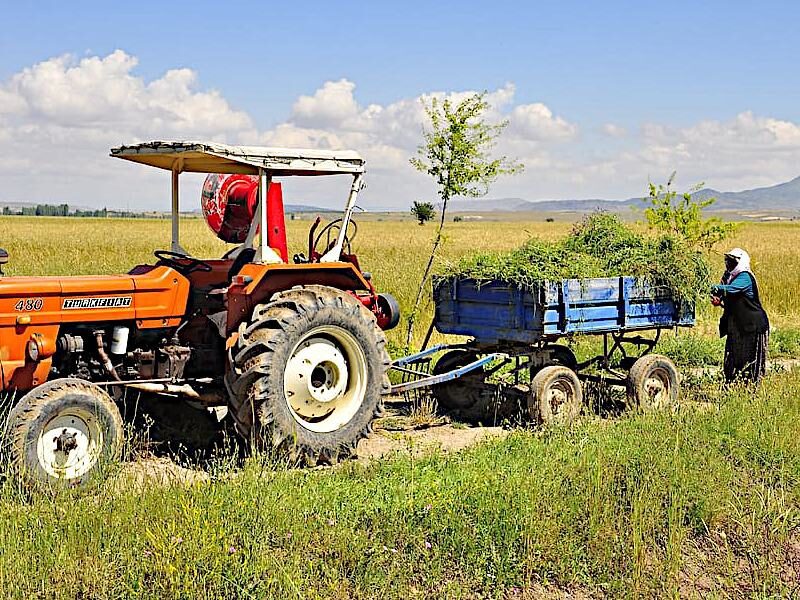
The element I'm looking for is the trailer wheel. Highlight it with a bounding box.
[626,354,680,410]
[3,378,123,489]
[529,366,583,425]
[225,285,390,464]
[430,350,486,411]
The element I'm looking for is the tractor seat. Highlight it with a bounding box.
[227,247,257,280]
[205,247,257,305]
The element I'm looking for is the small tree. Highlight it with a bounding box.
[645,172,735,250]
[411,201,436,225]
[405,92,522,345]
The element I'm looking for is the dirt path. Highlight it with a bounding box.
[357,421,507,460]
[115,359,800,487]
[115,397,507,486]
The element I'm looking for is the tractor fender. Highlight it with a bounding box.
[225,262,372,335]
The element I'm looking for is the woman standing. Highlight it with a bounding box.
[711,248,770,384]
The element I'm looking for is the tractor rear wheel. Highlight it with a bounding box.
[225,285,390,464]
[3,378,124,488]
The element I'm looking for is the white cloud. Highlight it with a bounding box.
[509,102,578,141]
[1,51,798,212]
[2,51,252,135]
[601,123,627,138]
[0,53,578,210]
[0,51,255,209]
[617,112,800,191]
[291,79,360,129]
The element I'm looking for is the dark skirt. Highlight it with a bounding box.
[724,328,769,384]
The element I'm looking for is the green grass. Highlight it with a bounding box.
[2,370,799,598]
[655,327,800,368]
[1,216,799,597]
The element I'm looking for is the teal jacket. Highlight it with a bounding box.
[711,271,754,300]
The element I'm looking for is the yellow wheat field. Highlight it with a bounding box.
[1,216,797,348]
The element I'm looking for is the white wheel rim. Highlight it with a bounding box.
[546,379,575,419]
[283,325,368,433]
[36,407,104,480]
[644,368,670,407]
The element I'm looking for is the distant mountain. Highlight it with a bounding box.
[692,176,800,210]
[284,204,338,213]
[449,176,800,214]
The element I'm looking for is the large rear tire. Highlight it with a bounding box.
[3,378,124,488]
[225,285,390,464]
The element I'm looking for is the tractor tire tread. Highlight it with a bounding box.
[3,378,123,488]
[225,285,390,464]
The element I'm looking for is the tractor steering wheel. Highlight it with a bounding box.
[310,218,358,261]
[153,250,213,274]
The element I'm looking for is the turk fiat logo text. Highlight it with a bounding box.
[62,296,133,310]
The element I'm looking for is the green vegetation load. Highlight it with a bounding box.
[441,213,711,301]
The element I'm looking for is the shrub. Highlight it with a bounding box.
[441,212,711,302]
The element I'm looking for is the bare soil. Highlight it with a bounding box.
[115,395,508,487]
[116,358,800,488]
[357,419,507,460]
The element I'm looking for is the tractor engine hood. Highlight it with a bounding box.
[0,265,190,390]
[0,265,189,329]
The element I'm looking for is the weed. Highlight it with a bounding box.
[440,212,711,302]
[0,370,797,596]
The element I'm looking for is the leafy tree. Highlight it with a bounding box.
[411,201,436,225]
[645,172,735,250]
[405,92,522,345]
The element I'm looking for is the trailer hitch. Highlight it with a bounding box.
[388,348,503,394]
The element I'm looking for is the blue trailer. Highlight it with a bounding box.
[390,276,695,424]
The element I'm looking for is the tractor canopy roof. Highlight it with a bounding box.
[110,141,365,176]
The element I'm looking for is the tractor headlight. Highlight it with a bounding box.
[26,334,55,362]
[26,338,40,362]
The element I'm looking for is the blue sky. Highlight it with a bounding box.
[1,1,799,209]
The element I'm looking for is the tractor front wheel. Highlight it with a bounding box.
[226,285,390,464]
[3,378,124,488]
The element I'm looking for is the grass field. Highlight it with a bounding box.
[2,215,799,348]
[0,215,799,598]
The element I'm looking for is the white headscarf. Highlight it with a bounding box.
[723,247,751,284]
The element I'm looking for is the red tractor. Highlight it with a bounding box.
[0,142,400,487]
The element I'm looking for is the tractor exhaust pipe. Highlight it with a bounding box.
[125,382,224,405]
[94,331,121,381]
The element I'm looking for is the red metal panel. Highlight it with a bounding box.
[266,182,288,262]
